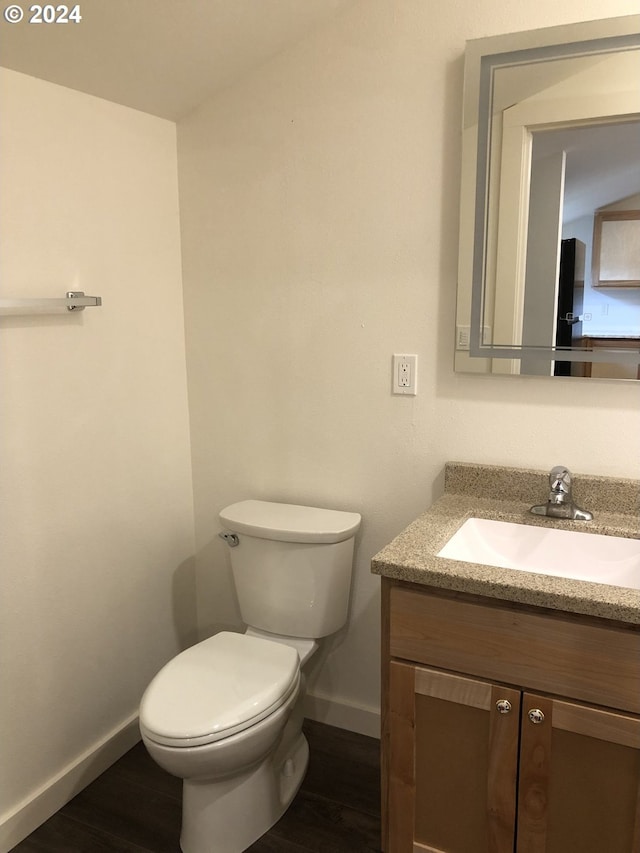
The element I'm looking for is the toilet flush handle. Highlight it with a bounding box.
[219,532,240,547]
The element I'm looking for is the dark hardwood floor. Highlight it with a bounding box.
[12,720,381,853]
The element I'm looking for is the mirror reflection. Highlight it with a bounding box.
[523,120,640,378]
[456,16,640,379]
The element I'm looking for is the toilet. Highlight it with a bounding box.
[139,499,361,853]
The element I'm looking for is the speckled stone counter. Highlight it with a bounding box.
[371,462,640,625]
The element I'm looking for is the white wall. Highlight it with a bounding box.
[178,0,640,737]
[0,69,195,849]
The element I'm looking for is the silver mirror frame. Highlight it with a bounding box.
[458,15,640,368]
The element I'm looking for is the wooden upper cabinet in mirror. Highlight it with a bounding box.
[592,210,640,288]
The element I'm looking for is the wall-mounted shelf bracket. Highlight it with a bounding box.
[64,291,102,311]
[0,291,103,314]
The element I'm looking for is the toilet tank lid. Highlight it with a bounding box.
[219,500,361,543]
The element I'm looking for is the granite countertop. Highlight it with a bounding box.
[371,462,640,625]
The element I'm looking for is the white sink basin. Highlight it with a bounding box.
[437,517,640,590]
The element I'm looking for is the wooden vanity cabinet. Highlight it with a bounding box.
[381,579,640,853]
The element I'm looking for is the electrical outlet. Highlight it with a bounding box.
[392,354,418,395]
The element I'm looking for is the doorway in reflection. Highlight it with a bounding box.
[522,119,640,378]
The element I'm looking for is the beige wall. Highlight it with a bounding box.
[178,0,640,735]
[0,69,195,848]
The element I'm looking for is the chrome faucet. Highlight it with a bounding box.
[530,465,593,521]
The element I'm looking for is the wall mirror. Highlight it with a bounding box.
[455,15,640,379]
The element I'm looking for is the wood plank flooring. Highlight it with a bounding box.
[12,720,381,853]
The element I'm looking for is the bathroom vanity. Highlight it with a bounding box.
[372,463,640,853]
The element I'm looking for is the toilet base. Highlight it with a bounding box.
[180,731,309,853]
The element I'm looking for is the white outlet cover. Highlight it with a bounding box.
[392,354,418,395]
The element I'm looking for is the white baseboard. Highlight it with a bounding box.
[1,698,378,852]
[0,712,141,853]
[304,691,380,739]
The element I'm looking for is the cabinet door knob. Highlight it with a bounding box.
[528,708,545,724]
[495,699,512,714]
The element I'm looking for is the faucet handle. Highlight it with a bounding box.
[531,465,593,521]
[549,465,571,495]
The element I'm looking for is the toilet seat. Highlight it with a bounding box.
[140,632,300,748]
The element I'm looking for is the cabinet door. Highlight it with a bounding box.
[388,661,520,853]
[517,693,640,853]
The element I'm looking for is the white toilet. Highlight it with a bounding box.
[139,499,361,853]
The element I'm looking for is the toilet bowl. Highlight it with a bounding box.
[140,631,307,853]
[139,499,361,853]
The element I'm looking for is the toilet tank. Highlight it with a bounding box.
[219,500,361,639]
